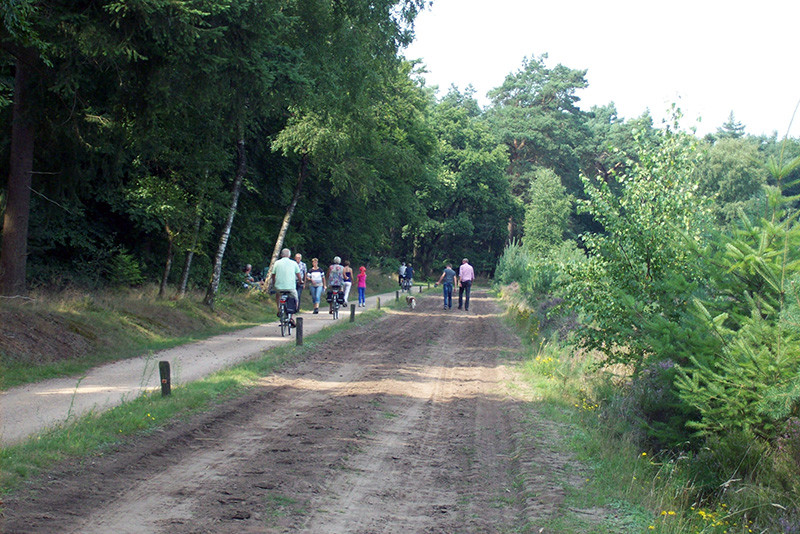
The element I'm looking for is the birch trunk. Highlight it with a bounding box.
[177,213,202,299]
[264,154,308,292]
[158,226,174,299]
[204,137,247,308]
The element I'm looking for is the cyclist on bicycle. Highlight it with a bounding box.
[403,262,414,291]
[271,248,302,323]
[327,256,345,314]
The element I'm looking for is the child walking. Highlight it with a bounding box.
[357,266,367,307]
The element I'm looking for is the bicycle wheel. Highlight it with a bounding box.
[333,302,339,320]
[287,313,293,336]
[279,306,287,337]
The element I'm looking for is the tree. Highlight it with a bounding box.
[716,111,746,140]
[523,167,572,255]
[696,137,768,224]
[405,87,516,273]
[265,0,428,277]
[0,0,46,295]
[566,116,712,372]
[0,0,220,295]
[486,53,590,200]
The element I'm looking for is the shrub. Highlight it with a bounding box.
[107,252,145,286]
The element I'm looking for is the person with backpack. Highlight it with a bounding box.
[327,256,345,314]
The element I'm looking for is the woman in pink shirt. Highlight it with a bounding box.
[357,266,367,307]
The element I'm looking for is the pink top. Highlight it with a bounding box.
[357,272,366,288]
[459,262,475,282]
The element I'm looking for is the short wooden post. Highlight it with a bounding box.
[377,297,381,310]
[396,290,399,301]
[418,285,422,293]
[296,317,303,346]
[159,361,171,397]
[350,303,356,322]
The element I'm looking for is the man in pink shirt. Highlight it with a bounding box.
[457,258,475,311]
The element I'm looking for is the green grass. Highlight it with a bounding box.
[0,307,385,495]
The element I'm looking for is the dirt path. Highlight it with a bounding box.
[3,290,585,533]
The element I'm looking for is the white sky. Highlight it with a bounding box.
[403,0,799,138]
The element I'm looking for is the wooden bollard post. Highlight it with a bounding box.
[350,303,356,322]
[159,361,171,397]
[296,317,303,346]
[377,297,381,310]
[396,290,399,301]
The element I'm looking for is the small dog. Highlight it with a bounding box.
[405,295,416,310]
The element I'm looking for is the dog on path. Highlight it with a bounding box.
[405,295,416,310]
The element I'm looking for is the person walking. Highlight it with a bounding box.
[271,248,302,321]
[434,263,457,310]
[327,256,345,314]
[295,253,308,312]
[457,258,475,311]
[307,257,326,314]
[342,260,354,306]
[357,266,367,307]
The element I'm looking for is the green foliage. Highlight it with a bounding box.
[566,113,711,371]
[486,53,590,198]
[402,86,517,274]
[684,430,772,495]
[523,167,573,254]
[696,137,768,225]
[107,252,145,286]
[495,239,583,342]
[496,240,559,302]
[673,188,800,442]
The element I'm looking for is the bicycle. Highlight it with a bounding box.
[278,291,295,337]
[328,286,342,320]
[401,277,412,293]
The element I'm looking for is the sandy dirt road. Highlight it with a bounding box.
[3,290,587,533]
